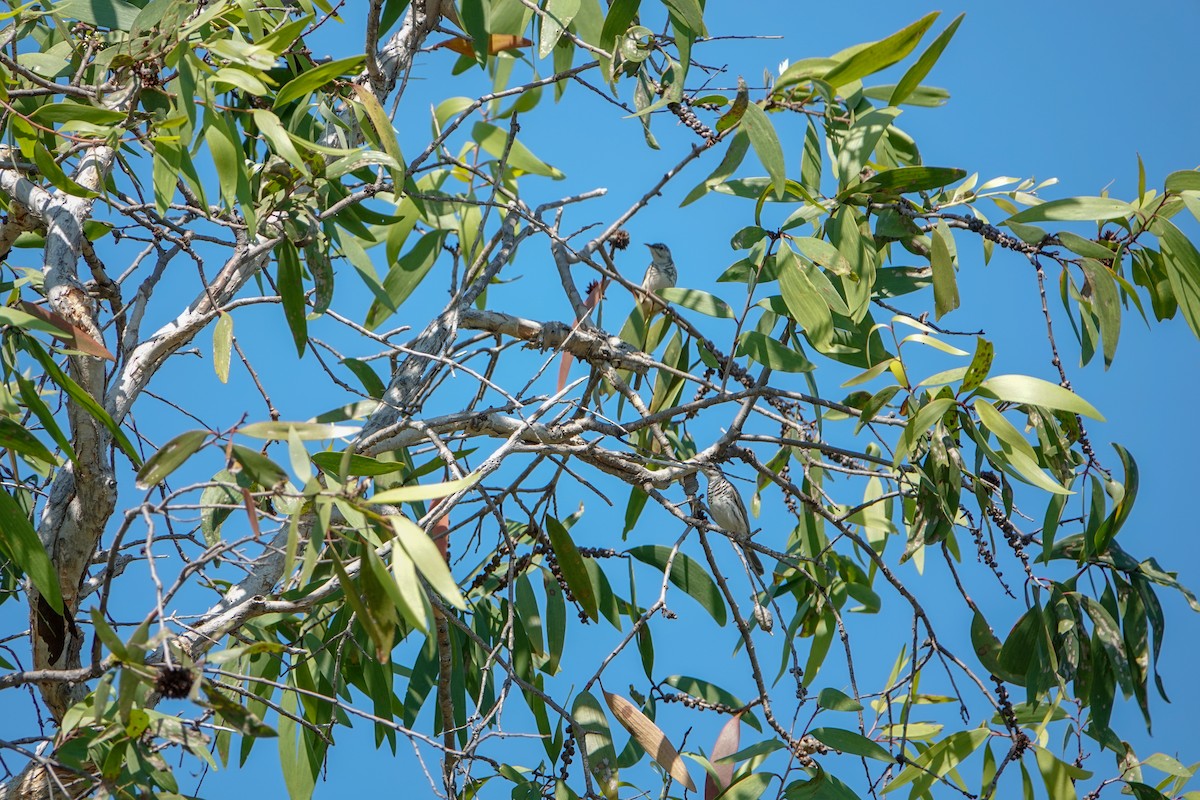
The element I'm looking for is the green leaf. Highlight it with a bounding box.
[889,13,964,106]
[657,287,734,318]
[350,84,407,186]
[893,397,955,465]
[1056,230,1120,260]
[1078,258,1121,367]
[573,691,619,800]
[135,430,208,490]
[961,337,994,392]
[0,487,63,613]
[741,102,786,200]
[1164,170,1200,193]
[715,78,749,135]
[662,0,705,35]
[720,773,773,800]
[791,237,852,276]
[778,247,833,349]
[1150,217,1200,340]
[545,516,598,622]
[1093,444,1139,553]
[884,729,989,793]
[369,231,447,328]
[30,102,128,126]
[0,417,56,465]
[1005,196,1135,224]
[230,444,288,487]
[808,727,892,762]
[930,222,958,319]
[629,545,726,626]
[738,331,815,373]
[854,165,966,195]
[311,451,405,477]
[822,12,939,90]
[472,122,565,179]
[212,312,233,383]
[837,107,900,190]
[369,472,480,504]
[20,335,141,467]
[974,400,1070,495]
[390,515,466,610]
[51,0,141,30]
[975,374,1104,420]
[1036,748,1092,800]
[276,689,314,800]
[239,421,359,441]
[251,109,305,169]
[276,240,308,356]
[816,688,863,712]
[274,56,365,107]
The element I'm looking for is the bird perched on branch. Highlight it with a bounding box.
[701,465,764,575]
[639,242,676,317]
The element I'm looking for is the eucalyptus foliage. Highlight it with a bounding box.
[0,2,1197,800]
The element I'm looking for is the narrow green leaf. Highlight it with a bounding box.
[274,56,365,107]
[930,222,959,319]
[822,12,939,90]
[715,78,749,135]
[719,773,772,800]
[657,287,734,318]
[1150,217,1200,340]
[545,515,598,621]
[893,397,955,465]
[1078,258,1121,367]
[889,14,964,106]
[1164,170,1200,193]
[837,108,900,190]
[20,335,141,467]
[350,83,407,186]
[0,417,56,464]
[230,445,287,487]
[816,688,863,712]
[311,451,405,477]
[573,691,619,800]
[629,545,726,626]
[390,515,466,609]
[251,109,305,168]
[0,487,63,613]
[472,122,565,179]
[239,421,359,441]
[961,337,993,392]
[276,241,307,356]
[854,165,966,195]
[369,472,480,504]
[809,727,892,762]
[737,331,815,373]
[1005,196,1135,224]
[975,374,1104,420]
[791,237,852,276]
[212,312,232,383]
[369,231,447,328]
[741,102,786,200]
[778,247,833,348]
[135,430,208,489]
[883,729,989,793]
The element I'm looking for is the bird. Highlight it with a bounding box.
[701,465,764,575]
[639,242,677,317]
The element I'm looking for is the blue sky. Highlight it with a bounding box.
[4,1,1199,797]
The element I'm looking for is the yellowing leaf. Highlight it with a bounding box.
[603,691,696,791]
